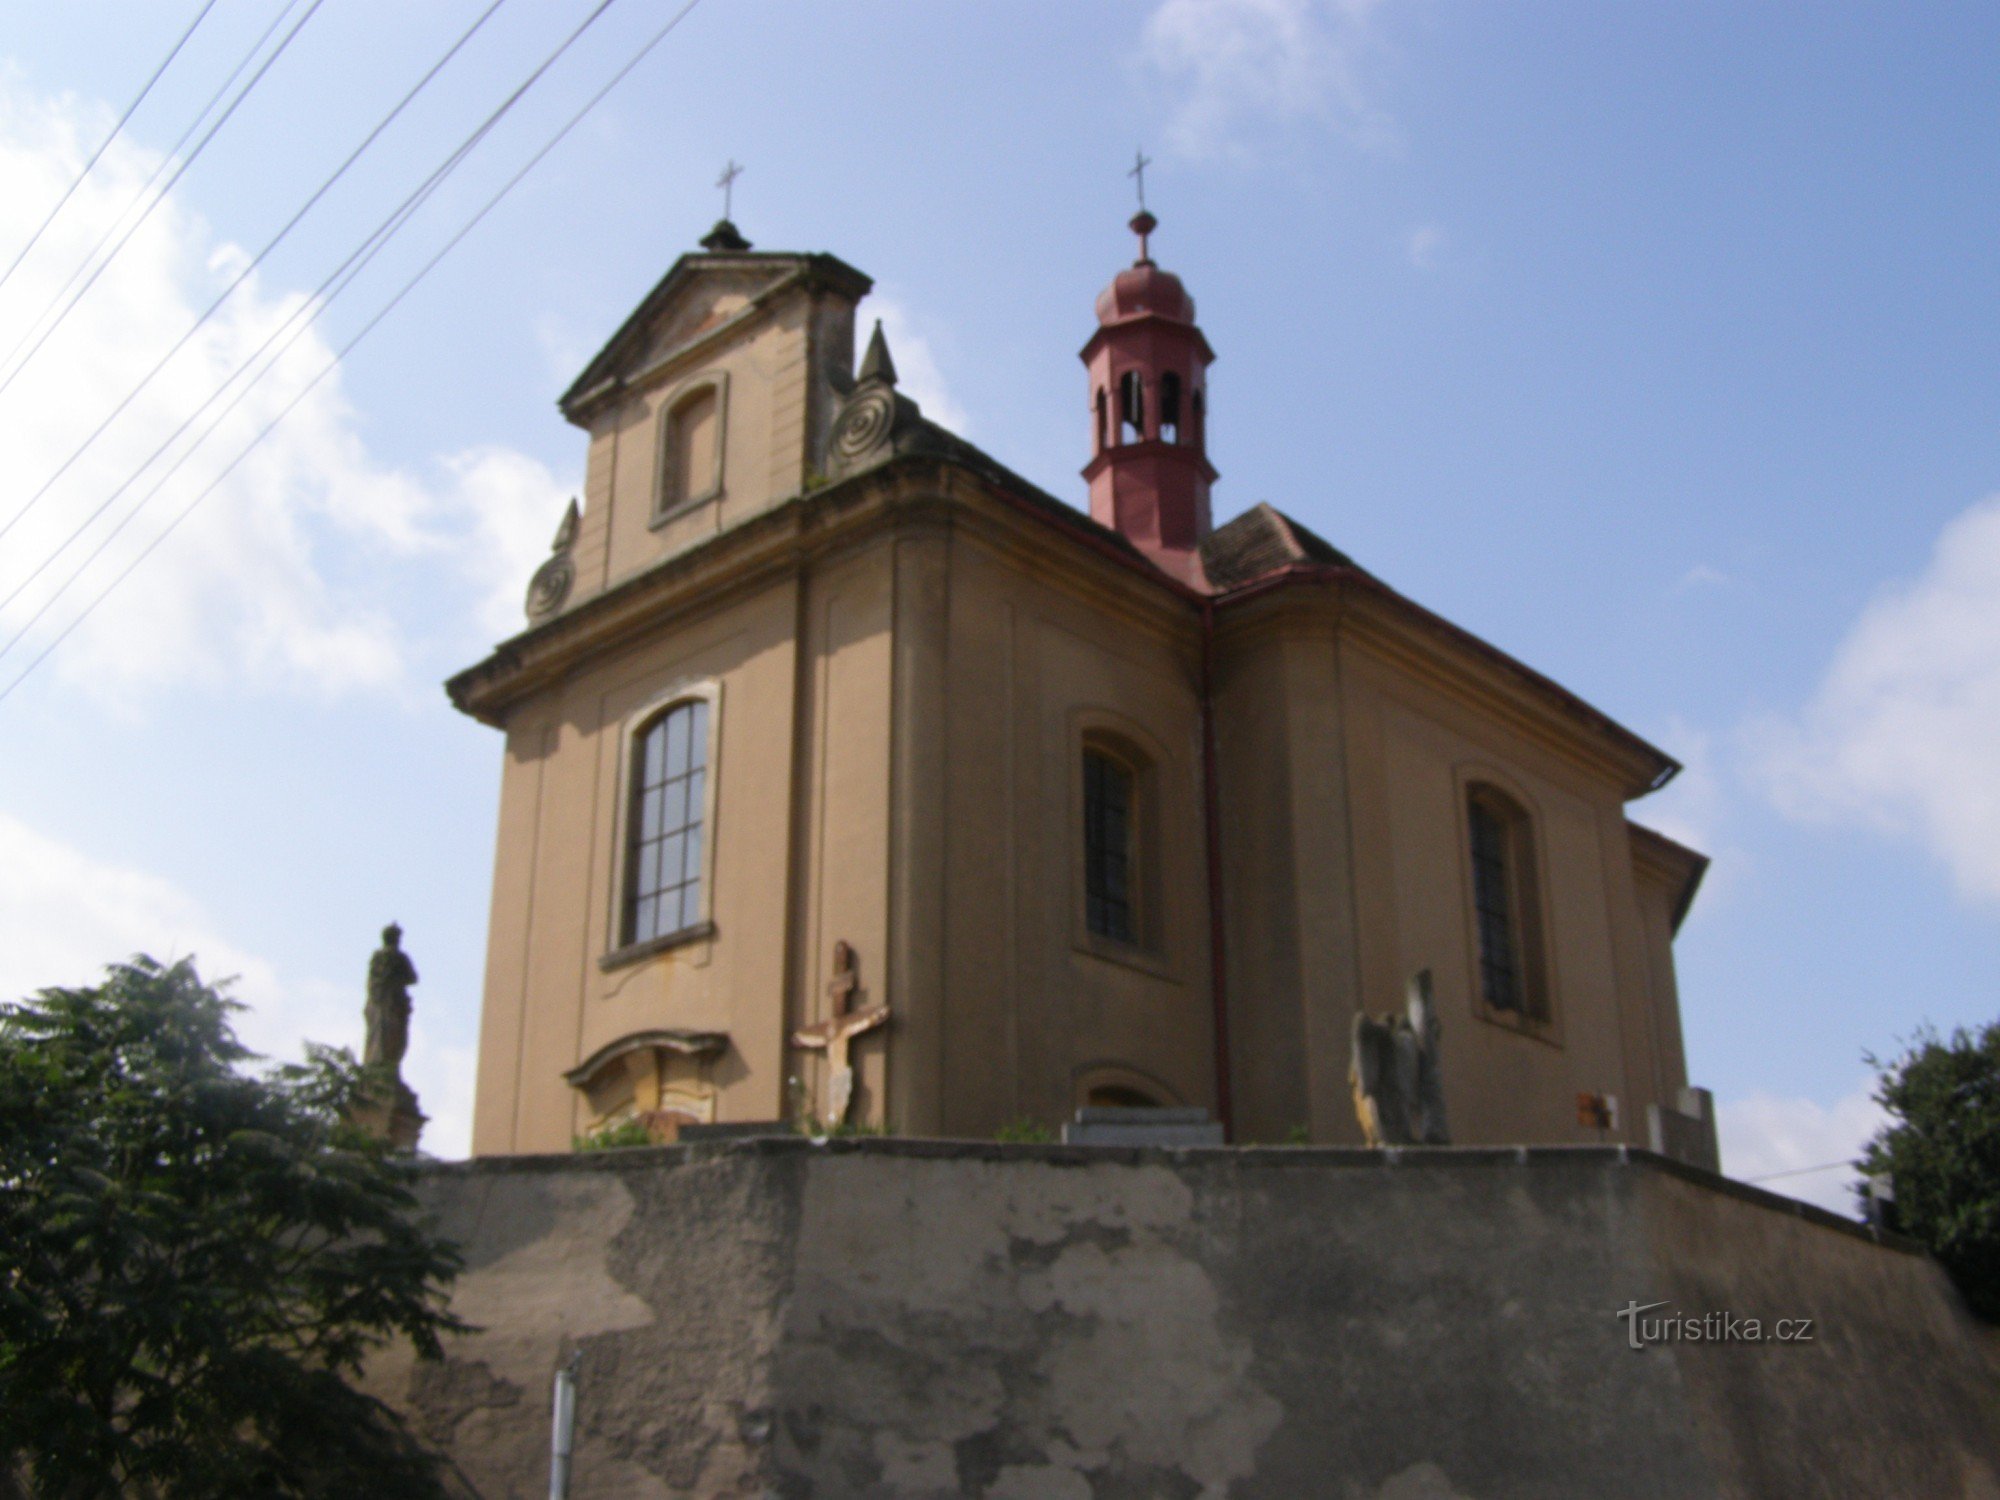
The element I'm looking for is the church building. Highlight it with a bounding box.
[448,210,1712,1156]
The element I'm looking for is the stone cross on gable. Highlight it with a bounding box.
[791,940,890,1129]
[717,159,743,220]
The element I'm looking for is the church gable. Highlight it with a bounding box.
[548,243,871,610]
[635,268,776,370]
[559,250,870,424]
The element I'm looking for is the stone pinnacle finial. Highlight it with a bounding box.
[857,319,897,386]
[1130,209,1158,266]
[700,218,752,253]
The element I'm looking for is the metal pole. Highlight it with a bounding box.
[549,1353,580,1499]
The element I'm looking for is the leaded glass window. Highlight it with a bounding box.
[1468,796,1521,1014]
[626,699,708,945]
[1085,749,1135,943]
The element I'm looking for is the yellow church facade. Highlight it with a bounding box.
[449,215,1710,1156]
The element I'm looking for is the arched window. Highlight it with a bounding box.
[1190,387,1205,448]
[626,699,709,945]
[1159,372,1182,444]
[1095,387,1109,453]
[1466,785,1550,1025]
[1118,370,1145,445]
[1084,746,1138,943]
[656,378,725,519]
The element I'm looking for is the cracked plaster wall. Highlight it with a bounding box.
[359,1142,2000,1499]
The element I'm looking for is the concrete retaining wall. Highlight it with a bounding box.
[360,1140,2000,1498]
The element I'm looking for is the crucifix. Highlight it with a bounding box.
[791,940,890,1129]
[1128,148,1152,210]
[717,159,743,221]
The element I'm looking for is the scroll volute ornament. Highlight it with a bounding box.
[525,497,581,620]
[825,320,914,479]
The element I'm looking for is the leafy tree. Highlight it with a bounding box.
[1861,1019,2000,1322]
[0,956,467,1497]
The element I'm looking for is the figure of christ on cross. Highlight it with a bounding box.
[792,940,890,1129]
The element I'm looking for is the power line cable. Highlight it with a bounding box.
[0,0,620,615]
[1742,1159,1859,1184]
[0,0,307,383]
[0,0,708,708]
[0,0,326,401]
[0,171,448,663]
[0,0,223,297]
[0,0,657,662]
[0,0,513,548]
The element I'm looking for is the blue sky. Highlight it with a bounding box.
[3,1,1997,1208]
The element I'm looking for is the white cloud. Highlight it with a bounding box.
[866,294,971,437]
[0,82,568,706]
[0,809,473,1158]
[533,310,596,391]
[1754,494,2000,903]
[1141,0,1396,160]
[1673,562,1731,593]
[1404,223,1444,270]
[1716,1084,1885,1218]
[0,809,288,1020]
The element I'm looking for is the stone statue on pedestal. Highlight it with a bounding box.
[1350,968,1450,1147]
[364,923,417,1074]
[351,922,427,1152]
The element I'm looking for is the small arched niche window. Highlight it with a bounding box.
[1465,784,1551,1026]
[1075,1063,1181,1113]
[1159,372,1182,444]
[656,377,725,520]
[1088,1083,1161,1109]
[1190,387,1205,449]
[1118,369,1145,445]
[625,698,710,946]
[1095,387,1109,454]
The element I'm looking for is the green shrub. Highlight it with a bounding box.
[1862,1020,2000,1321]
[996,1118,1057,1144]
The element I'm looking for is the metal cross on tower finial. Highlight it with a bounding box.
[1128,148,1153,210]
[717,159,743,220]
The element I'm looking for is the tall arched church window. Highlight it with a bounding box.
[1159,372,1182,444]
[1084,746,1137,943]
[656,378,725,520]
[1095,387,1109,453]
[1118,370,1144,444]
[626,699,709,944]
[1190,387,1204,448]
[1465,785,1550,1026]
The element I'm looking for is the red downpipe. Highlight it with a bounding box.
[1199,596,1234,1141]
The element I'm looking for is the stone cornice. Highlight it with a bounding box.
[1627,820,1710,931]
[445,454,1198,726]
[448,444,1679,803]
[1210,564,1679,800]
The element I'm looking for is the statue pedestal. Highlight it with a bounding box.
[349,1075,426,1153]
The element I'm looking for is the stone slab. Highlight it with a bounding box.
[1060,1119,1227,1146]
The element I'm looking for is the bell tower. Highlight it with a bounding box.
[1080,209,1218,587]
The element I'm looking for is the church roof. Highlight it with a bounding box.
[1095,259,1196,326]
[1200,503,1358,591]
